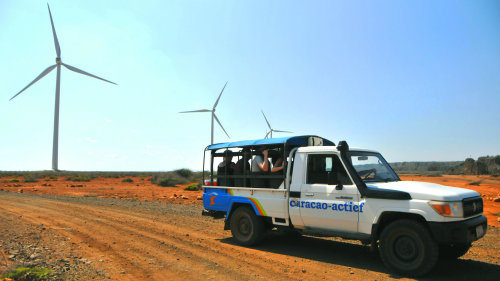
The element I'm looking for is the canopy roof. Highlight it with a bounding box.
[207,135,335,150]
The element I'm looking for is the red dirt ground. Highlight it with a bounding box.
[0,176,203,205]
[1,175,498,226]
[0,175,498,280]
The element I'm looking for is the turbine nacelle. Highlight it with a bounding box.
[56,58,62,64]
[261,110,293,139]
[180,82,230,144]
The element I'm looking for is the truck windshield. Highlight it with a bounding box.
[348,151,400,183]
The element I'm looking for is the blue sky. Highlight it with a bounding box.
[0,0,498,171]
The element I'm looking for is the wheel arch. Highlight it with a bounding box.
[372,211,429,241]
[224,201,259,230]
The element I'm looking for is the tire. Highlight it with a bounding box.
[379,219,438,277]
[439,243,471,259]
[230,206,265,246]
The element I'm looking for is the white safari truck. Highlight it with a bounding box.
[202,136,487,276]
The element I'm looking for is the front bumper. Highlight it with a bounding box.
[428,215,487,244]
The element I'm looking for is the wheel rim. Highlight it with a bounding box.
[238,217,252,236]
[394,235,418,261]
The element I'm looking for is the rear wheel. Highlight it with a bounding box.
[230,206,264,246]
[379,219,438,277]
[439,243,471,259]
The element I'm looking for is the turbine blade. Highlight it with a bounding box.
[261,110,272,130]
[47,4,61,58]
[265,131,270,139]
[213,114,230,138]
[62,63,117,85]
[9,64,57,101]
[273,130,293,133]
[213,81,227,110]
[179,109,211,113]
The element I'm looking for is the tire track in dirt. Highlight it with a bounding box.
[3,193,498,281]
[0,195,339,280]
[36,199,305,276]
[0,200,244,280]
[0,202,156,280]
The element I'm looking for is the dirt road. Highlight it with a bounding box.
[0,192,498,281]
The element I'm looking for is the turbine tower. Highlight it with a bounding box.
[180,82,230,144]
[9,4,116,171]
[261,110,293,138]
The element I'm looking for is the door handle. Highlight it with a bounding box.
[304,193,314,197]
[336,196,353,200]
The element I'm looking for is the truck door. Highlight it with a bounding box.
[298,154,360,232]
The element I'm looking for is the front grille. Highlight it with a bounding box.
[463,196,483,217]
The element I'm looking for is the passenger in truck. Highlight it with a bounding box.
[270,154,285,188]
[217,150,235,186]
[234,149,252,187]
[251,149,271,188]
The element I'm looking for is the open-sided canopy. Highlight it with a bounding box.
[206,135,335,150]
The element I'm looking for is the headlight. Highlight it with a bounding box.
[429,201,463,217]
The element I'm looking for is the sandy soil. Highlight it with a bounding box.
[0,175,499,280]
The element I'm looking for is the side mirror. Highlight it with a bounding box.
[335,184,343,190]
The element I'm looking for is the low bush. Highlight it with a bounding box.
[175,168,193,178]
[44,175,58,181]
[23,178,38,183]
[1,266,52,280]
[468,180,482,186]
[66,176,92,182]
[158,177,183,187]
[122,178,134,183]
[184,182,202,191]
[9,178,20,183]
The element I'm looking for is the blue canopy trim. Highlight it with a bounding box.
[207,135,335,150]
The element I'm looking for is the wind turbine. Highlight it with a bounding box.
[261,110,293,138]
[9,4,116,171]
[180,82,230,144]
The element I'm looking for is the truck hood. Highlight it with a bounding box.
[366,181,480,201]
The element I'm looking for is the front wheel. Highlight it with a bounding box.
[379,219,438,277]
[230,206,264,246]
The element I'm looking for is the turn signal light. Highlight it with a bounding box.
[429,201,463,217]
[431,204,451,215]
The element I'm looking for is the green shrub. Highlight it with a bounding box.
[122,178,134,183]
[184,182,202,191]
[24,178,38,183]
[468,180,482,186]
[44,175,58,181]
[175,168,193,178]
[158,177,182,187]
[66,176,92,182]
[9,178,20,183]
[1,266,52,280]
